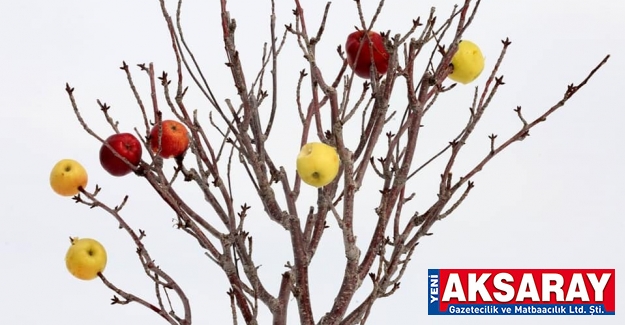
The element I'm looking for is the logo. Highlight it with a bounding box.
[428,269,615,315]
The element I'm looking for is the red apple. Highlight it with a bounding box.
[99,133,142,177]
[345,30,389,79]
[149,120,190,158]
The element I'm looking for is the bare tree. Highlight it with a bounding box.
[62,0,609,324]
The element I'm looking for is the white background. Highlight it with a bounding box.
[1,0,623,324]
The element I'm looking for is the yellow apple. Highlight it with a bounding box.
[296,142,340,188]
[65,237,107,281]
[448,40,485,84]
[50,159,88,196]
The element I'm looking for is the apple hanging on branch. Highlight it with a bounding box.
[65,237,108,281]
[49,159,88,196]
[99,133,143,177]
[448,39,485,84]
[296,142,341,188]
[345,30,390,79]
[149,120,190,159]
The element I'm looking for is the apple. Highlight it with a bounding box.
[65,237,107,281]
[296,142,340,188]
[50,159,88,196]
[448,40,485,84]
[149,120,190,158]
[99,133,142,176]
[345,30,389,79]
